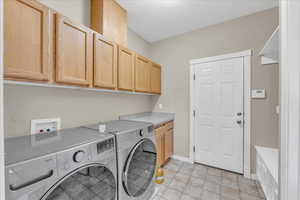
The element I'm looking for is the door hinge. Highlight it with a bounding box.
[193,110,196,117]
[193,146,195,152]
[193,73,196,80]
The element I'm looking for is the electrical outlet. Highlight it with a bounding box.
[158,104,163,109]
[31,118,61,135]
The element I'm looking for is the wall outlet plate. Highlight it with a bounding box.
[158,104,163,109]
[31,118,61,135]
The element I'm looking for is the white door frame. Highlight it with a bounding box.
[189,50,252,178]
[0,0,5,198]
[280,0,300,199]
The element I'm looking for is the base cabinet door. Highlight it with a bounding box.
[150,63,161,94]
[118,46,135,91]
[4,0,52,81]
[93,33,117,89]
[56,14,93,87]
[164,123,174,161]
[155,127,164,167]
[135,55,151,92]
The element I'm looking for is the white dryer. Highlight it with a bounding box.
[5,127,118,200]
[84,120,157,200]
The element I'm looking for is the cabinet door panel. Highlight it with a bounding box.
[94,34,117,89]
[91,0,127,46]
[118,46,135,91]
[155,127,164,167]
[4,0,51,81]
[150,63,161,94]
[103,0,127,45]
[135,55,151,92]
[164,129,174,161]
[56,14,93,86]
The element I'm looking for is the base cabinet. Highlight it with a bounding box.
[155,121,174,167]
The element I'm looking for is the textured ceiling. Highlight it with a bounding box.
[116,0,278,42]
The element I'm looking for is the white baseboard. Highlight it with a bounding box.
[171,155,193,163]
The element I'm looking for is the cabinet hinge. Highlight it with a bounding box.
[193,146,196,152]
[193,74,196,80]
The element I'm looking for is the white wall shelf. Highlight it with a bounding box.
[259,26,279,65]
[4,80,156,96]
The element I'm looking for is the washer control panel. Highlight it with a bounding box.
[57,144,91,176]
[96,138,114,154]
[73,150,86,163]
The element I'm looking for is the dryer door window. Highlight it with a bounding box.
[123,139,157,197]
[42,164,116,200]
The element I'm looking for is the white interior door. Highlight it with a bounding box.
[194,57,244,173]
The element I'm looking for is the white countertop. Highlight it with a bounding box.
[255,146,279,183]
[119,112,175,126]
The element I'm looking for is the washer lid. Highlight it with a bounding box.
[5,127,113,166]
[83,120,153,135]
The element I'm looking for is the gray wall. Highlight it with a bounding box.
[4,86,152,137]
[150,8,279,172]
[4,0,153,138]
[127,28,152,59]
[39,0,91,26]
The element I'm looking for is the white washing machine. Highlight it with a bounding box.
[84,120,157,200]
[5,127,118,200]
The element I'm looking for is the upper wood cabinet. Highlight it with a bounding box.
[150,63,162,94]
[56,14,93,87]
[91,0,127,46]
[4,0,52,81]
[135,55,151,93]
[118,46,135,91]
[93,33,118,89]
[4,0,162,95]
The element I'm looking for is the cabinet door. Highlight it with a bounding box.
[135,55,151,92]
[164,124,174,161]
[4,0,52,81]
[150,63,162,94]
[94,34,117,89]
[155,127,164,167]
[56,14,93,87]
[91,0,127,46]
[118,46,135,91]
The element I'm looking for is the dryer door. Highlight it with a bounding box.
[42,164,116,200]
[123,138,157,197]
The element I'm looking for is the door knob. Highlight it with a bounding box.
[236,120,242,125]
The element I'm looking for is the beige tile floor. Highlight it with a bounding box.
[152,159,266,200]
